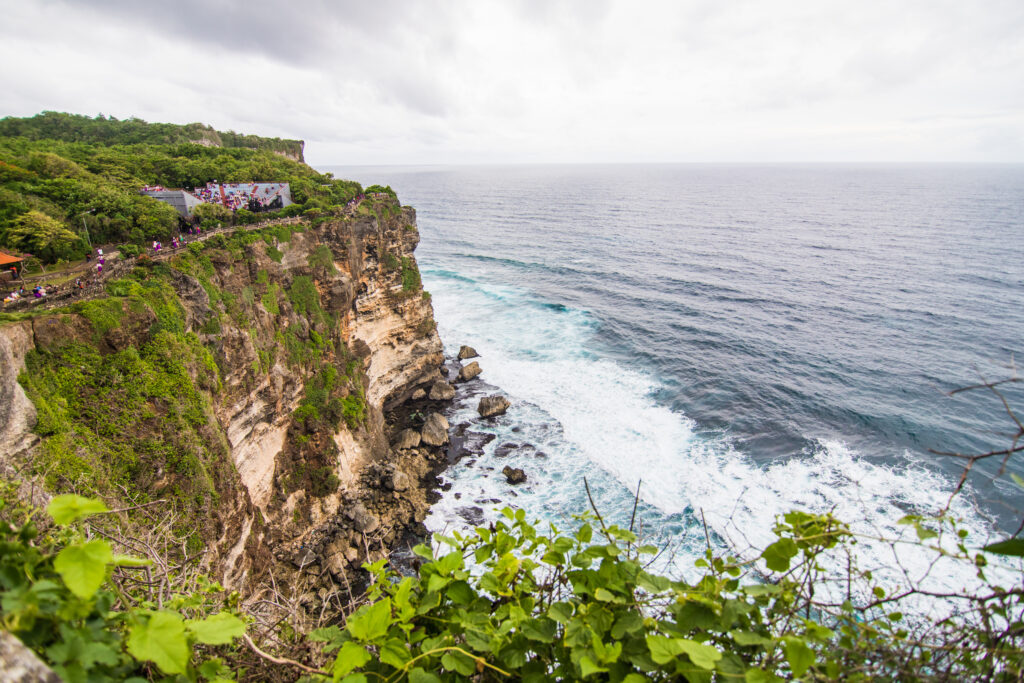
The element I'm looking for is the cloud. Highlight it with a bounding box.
[1,0,1021,163]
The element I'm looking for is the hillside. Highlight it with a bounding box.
[0,111,305,160]
[0,113,358,262]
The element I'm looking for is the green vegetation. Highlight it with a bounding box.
[382,250,401,272]
[309,244,338,275]
[0,111,304,158]
[0,112,360,261]
[365,184,398,199]
[0,491,246,681]
[18,271,225,529]
[401,256,422,293]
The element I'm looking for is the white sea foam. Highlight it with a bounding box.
[422,268,1019,619]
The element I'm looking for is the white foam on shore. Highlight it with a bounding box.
[422,267,1019,618]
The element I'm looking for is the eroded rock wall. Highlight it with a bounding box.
[0,201,447,600]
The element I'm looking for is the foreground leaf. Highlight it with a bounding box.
[186,612,246,645]
[128,611,190,674]
[54,539,112,598]
[47,495,109,525]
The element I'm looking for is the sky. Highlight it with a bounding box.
[1,0,1023,166]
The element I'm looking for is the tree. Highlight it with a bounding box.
[5,210,80,262]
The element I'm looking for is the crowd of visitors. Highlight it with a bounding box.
[187,182,288,212]
[140,184,167,192]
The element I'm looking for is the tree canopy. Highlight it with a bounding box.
[0,112,361,260]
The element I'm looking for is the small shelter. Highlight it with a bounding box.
[0,250,23,283]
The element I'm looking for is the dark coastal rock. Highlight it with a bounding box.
[458,345,480,360]
[428,379,456,400]
[478,395,511,418]
[420,412,450,446]
[457,506,486,525]
[458,361,482,382]
[502,466,527,485]
[392,428,421,450]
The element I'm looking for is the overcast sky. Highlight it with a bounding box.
[2,0,1022,166]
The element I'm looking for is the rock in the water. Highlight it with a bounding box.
[411,388,426,400]
[458,345,480,360]
[478,395,511,417]
[458,361,482,382]
[429,380,456,400]
[392,428,421,450]
[502,466,527,485]
[458,505,486,525]
[420,412,450,446]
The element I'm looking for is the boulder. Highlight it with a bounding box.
[420,412,450,446]
[458,345,480,360]
[392,428,421,450]
[351,503,380,534]
[458,361,482,382]
[0,629,61,682]
[391,470,411,492]
[411,388,426,400]
[502,466,527,485]
[429,380,456,400]
[477,395,511,418]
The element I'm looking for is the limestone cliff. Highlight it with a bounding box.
[0,198,448,602]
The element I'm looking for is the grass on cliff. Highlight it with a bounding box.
[18,270,228,533]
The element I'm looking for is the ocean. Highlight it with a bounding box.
[326,163,1024,605]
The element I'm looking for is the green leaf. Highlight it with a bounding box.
[521,617,557,643]
[612,612,644,639]
[548,602,574,624]
[579,655,608,678]
[47,495,109,525]
[379,638,411,669]
[982,538,1024,557]
[346,598,392,641]
[746,669,784,683]
[186,612,246,645]
[54,539,112,598]
[340,675,368,683]
[784,638,815,678]
[409,668,441,683]
[762,538,799,572]
[646,636,721,670]
[127,611,190,675]
[594,587,620,603]
[112,554,152,567]
[333,642,371,678]
[1011,473,1024,489]
[730,630,773,647]
[412,544,434,561]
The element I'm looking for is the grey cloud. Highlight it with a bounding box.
[47,0,436,65]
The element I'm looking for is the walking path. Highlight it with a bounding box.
[2,214,310,313]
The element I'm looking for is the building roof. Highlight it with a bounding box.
[0,251,23,266]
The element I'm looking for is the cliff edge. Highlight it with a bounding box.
[0,197,447,607]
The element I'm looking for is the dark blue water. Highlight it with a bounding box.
[328,163,1024,596]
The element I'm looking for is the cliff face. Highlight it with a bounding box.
[0,200,447,598]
